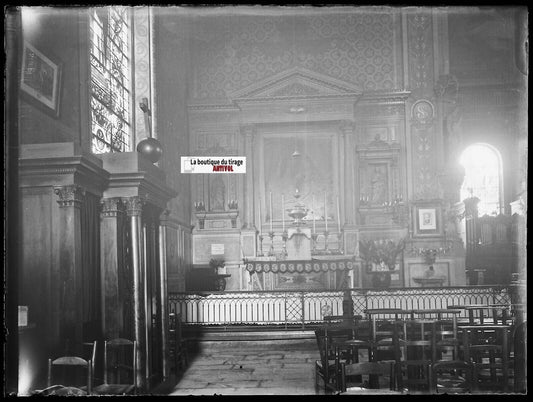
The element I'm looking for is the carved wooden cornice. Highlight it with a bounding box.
[357,90,411,105]
[19,155,109,195]
[187,103,240,112]
[100,152,177,210]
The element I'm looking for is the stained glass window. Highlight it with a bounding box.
[460,144,503,216]
[89,7,132,154]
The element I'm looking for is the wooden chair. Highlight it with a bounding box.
[413,309,461,360]
[333,318,373,364]
[371,318,402,363]
[93,338,137,395]
[315,315,355,392]
[431,360,475,394]
[396,320,435,392]
[47,355,93,395]
[338,361,396,393]
[512,320,526,393]
[169,312,188,373]
[83,341,98,383]
[460,324,511,392]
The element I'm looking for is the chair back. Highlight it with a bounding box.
[340,361,395,392]
[432,360,474,394]
[103,338,137,389]
[83,341,98,384]
[47,355,92,394]
[400,319,436,361]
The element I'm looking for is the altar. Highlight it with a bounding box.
[245,257,354,291]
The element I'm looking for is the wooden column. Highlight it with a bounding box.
[123,196,146,391]
[54,185,85,352]
[159,210,170,380]
[100,197,125,339]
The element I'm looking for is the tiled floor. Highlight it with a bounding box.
[167,332,326,395]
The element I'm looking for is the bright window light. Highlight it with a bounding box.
[459,143,502,216]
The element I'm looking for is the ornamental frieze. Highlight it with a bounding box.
[246,259,354,274]
[407,12,434,89]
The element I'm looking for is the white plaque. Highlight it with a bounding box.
[211,243,225,255]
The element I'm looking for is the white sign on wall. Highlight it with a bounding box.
[211,243,225,255]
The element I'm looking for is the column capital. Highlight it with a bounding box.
[159,209,171,224]
[54,185,85,208]
[123,196,146,217]
[240,124,256,138]
[101,197,124,218]
[338,120,355,136]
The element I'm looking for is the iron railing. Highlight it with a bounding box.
[168,286,512,329]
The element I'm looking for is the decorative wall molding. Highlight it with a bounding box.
[230,66,362,101]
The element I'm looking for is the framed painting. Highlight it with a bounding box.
[20,41,62,116]
[413,202,443,237]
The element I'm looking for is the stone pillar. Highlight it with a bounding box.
[241,125,255,230]
[123,196,146,391]
[159,210,170,380]
[100,197,124,339]
[54,184,85,352]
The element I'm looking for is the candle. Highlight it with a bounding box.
[336,195,341,233]
[312,195,316,234]
[269,191,273,232]
[282,194,285,231]
[259,199,262,235]
[324,192,328,232]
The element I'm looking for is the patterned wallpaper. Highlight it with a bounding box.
[190,12,398,100]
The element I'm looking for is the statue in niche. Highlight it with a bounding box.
[444,104,463,159]
[370,165,387,204]
[209,176,226,211]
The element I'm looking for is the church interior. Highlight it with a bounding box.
[5,5,527,395]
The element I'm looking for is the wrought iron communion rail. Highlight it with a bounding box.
[168,286,512,328]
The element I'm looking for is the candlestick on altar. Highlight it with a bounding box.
[269,191,273,233]
[282,194,285,231]
[336,195,341,233]
[312,195,316,234]
[259,199,262,235]
[324,192,328,232]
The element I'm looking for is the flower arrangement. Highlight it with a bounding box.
[410,246,452,264]
[359,238,406,270]
[209,257,225,271]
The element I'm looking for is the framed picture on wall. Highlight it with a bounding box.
[20,41,62,116]
[412,202,443,237]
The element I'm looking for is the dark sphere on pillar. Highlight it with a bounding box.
[136,137,163,163]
